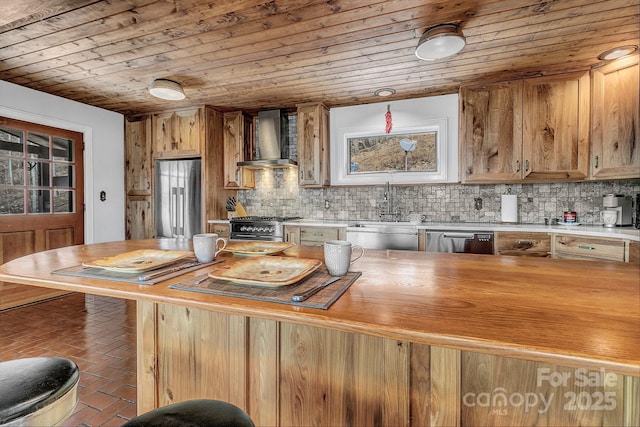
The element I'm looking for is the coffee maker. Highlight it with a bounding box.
[602,194,633,226]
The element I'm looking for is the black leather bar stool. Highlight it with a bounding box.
[0,357,80,426]
[123,399,255,427]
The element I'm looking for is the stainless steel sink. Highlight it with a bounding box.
[346,222,419,250]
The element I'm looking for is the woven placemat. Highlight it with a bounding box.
[169,270,361,309]
[52,259,223,285]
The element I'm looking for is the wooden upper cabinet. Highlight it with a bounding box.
[152,108,201,158]
[223,111,255,189]
[459,82,523,182]
[125,115,152,196]
[591,54,640,180]
[460,72,590,183]
[522,72,590,181]
[297,102,330,187]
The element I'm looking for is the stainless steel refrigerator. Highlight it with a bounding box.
[155,158,202,239]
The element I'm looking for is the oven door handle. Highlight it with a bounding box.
[232,233,259,239]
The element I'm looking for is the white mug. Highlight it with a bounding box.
[192,233,227,263]
[601,210,618,227]
[324,240,364,276]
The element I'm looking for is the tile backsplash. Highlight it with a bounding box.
[239,169,640,225]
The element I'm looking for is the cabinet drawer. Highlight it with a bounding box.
[496,232,550,257]
[300,227,340,243]
[207,223,230,238]
[554,234,625,261]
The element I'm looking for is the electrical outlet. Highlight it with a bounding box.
[324,200,330,209]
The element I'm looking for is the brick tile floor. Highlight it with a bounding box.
[0,293,137,426]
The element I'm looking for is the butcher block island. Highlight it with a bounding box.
[0,240,638,427]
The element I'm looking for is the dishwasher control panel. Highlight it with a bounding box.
[425,231,494,254]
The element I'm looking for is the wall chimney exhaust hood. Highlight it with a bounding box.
[237,109,297,169]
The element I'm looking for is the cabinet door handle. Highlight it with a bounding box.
[578,244,596,251]
[515,160,520,172]
[594,155,599,169]
[515,240,532,245]
[525,160,529,172]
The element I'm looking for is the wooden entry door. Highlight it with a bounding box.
[0,117,84,309]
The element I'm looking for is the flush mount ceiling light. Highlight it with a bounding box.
[597,45,638,61]
[374,88,396,97]
[149,79,186,100]
[415,23,466,61]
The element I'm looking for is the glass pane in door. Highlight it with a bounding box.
[0,188,25,214]
[26,161,51,187]
[27,132,50,160]
[53,163,73,187]
[0,127,24,157]
[0,158,25,185]
[52,136,73,162]
[53,189,74,213]
[28,189,51,213]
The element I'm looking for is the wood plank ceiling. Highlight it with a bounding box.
[0,0,638,116]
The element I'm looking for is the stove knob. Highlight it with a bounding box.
[240,226,247,232]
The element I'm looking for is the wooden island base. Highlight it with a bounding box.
[138,301,639,427]
[0,240,638,426]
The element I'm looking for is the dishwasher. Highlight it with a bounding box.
[425,231,494,254]
[346,223,419,250]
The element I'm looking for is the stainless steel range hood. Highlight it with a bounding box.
[237,109,297,169]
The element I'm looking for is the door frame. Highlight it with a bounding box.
[0,107,94,242]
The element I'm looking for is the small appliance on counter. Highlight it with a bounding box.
[602,194,633,226]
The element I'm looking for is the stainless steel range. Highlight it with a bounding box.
[230,216,300,241]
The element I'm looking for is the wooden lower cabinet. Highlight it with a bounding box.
[284,225,345,246]
[495,232,551,257]
[553,234,625,262]
[207,222,230,238]
[137,302,638,426]
[628,241,639,264]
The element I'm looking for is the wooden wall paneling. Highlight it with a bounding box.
[248,318,279,426]
[155,304,249,409]
[460,352,626,427]
[136,301,158,415]
[430,346,461,427]
[623,376,640,427]
[279,322,327,425]
[279,323,410,426]
[410,343,432,426]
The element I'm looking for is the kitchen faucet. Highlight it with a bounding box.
[378,181,401,221]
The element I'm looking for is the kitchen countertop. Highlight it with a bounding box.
[0,240,638,376]
[210,218,640,241]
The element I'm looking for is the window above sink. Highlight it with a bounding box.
[329,94,459,186]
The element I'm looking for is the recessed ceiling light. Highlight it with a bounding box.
[149,79,186,100]
[597,45,638,61]
[415,24,466,61]
[374,88,396,97]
